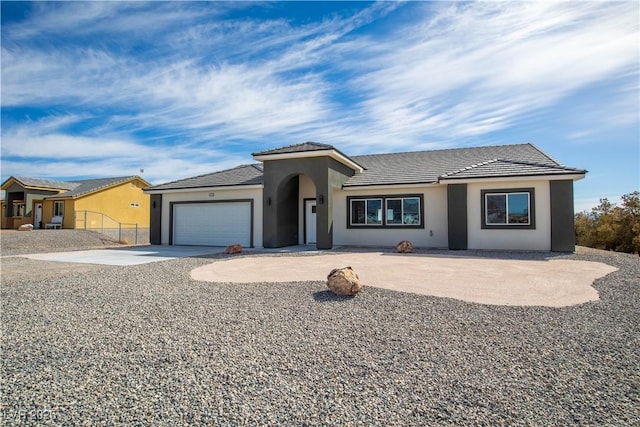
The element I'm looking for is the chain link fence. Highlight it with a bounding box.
[75,211,149,245]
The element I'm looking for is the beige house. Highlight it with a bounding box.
[145,142,586,252]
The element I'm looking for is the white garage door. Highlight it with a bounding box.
[173,202,251,246]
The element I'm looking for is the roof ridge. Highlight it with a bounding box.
[252,141,334,156]
[525,143,565,167]
[497,158,573,169]
[350,142,535,159]
[440,159,499,178]
[46,176,148,199]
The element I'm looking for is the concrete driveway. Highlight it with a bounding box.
[16,245,223,266]
[191,252,618,307]
[13,245,618,307]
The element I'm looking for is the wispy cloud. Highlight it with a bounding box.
[0,116,250,183]
[337,1,638,148]
[1,0,637,189]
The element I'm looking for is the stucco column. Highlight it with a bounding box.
[447,183,468,250]
[550,180,575,252]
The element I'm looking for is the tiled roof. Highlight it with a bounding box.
[44,176,148,199]
[146,164,264,191]
[252,141,334,156]
[344,143,585,187]
[10,177,79,191]
[252,141,365,172]
[148,143,585,191]
[439,159,584,180]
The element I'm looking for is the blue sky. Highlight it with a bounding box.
[1,1,638,211]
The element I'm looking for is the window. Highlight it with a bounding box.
[350,198,382,225]
[12,202,25,217]
[481,189,535,229]
[386,197,421,225]
[53,201,64,217]
[348,195,423,228]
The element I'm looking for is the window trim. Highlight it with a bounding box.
[385,197,421,226]
[481,188,535,230]
[347,194,424,229]
[12,202,26,218]
[53,201,65,217]
[349,198,383,226]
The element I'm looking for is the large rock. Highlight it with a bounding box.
[396,240,413,253]
[225,244,243,254]
[18,224,34,232]
[327,266,363,296]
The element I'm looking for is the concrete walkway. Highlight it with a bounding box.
[191,252,618,307]
[16,246,224,266]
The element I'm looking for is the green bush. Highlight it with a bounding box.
[575,191,640,255]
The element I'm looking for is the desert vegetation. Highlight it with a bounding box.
[575,191,640,255]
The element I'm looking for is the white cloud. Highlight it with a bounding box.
[1,0,637,187]
[336,1,639,149]
[0,116,253,184]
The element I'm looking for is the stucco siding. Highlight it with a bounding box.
[467,180,551,251]
[159,188,263,246]
[41,199,76,229]
[333,186,448,248]
[74,180,150,228]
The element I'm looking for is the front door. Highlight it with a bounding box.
[305,200,317,244]
[34,203,42,229]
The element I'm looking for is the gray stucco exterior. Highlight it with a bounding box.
[261,156,355,249]
[150,194,162,245]
[447,184,468,250]
[550,180,576,252]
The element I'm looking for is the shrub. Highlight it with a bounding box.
[575,191,640,255]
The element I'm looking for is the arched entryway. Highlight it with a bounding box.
[253,142,363,250]
[260,156,355,249]
[267,173,318,247]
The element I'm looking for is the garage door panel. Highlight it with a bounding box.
[173,202,251,246]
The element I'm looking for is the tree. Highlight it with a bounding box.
[616,191,640,254]
[575,191,640,255]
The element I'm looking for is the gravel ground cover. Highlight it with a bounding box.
[1,238,638,425]
[0,230,124,256]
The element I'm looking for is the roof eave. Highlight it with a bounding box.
[144,183,264,194]
[438,172,587,184]
[253,149,364,173]
[342,181,439,190]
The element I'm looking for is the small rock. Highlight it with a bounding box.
[18,224,34,232]
[396,240,413,253]
[327,266,363,296]
[225,244,243,254]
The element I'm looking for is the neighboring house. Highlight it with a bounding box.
[144,142,586,252]
[1,176,151,230]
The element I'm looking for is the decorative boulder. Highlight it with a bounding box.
[225,244,243,254]
[18,224,34,231]
[396,240,413,253]
[327,266,363,296]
